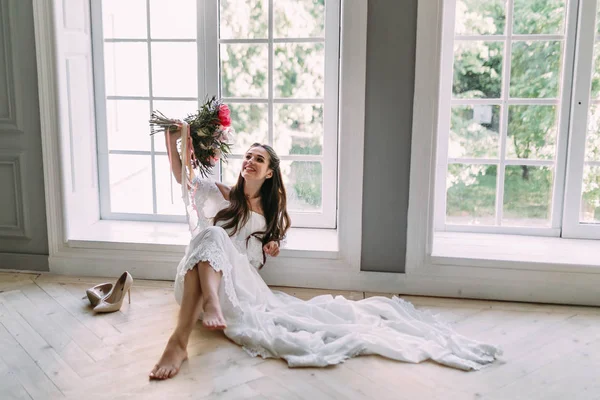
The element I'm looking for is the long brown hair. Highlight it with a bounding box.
[213,143,291,267]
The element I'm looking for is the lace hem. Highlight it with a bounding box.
[242,345,273,359]
[176,241,241,314]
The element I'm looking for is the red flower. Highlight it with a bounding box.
[218,104,231,127]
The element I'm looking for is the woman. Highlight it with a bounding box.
[150,131,501,380]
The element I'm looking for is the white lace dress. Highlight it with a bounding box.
[174,179,502,370]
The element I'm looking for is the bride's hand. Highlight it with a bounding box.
[164,127,182,144]
[263,241,280,257]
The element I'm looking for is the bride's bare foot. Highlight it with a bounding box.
[202,297,227,330]
[149,336,188,380]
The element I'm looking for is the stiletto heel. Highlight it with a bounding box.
[84,282,113,307]
[93,272,134,313]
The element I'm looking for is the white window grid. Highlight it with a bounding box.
[91,0,340,228]
[434,0,579,236]
[204,0,340,228]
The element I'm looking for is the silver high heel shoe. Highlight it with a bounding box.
[93,272,133,313]
[85,283,113,307]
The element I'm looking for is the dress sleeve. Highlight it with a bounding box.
[184,178,229,237]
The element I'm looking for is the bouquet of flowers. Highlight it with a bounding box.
[149,96,234,178]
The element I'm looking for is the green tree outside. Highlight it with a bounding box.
[446,0,580,226]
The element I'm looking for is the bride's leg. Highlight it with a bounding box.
[197,260,227,330]
[149,266,203,380]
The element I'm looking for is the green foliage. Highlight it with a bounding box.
[291,161,322,207]
[512,0,564,34]
[456,0,505,35]
[503,166,552,219]
[510,41,561,98]
[507,105,556,160]
[447,164,497,219]
[582,167,600,221]
[453,41,503,99]
[450,105,500,158]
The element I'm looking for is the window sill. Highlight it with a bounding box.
[69,220,339,259]
[431,232,600,273]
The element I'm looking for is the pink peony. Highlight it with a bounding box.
[218,104,231,127]
[208,156,219,166]
[217,129,230,142]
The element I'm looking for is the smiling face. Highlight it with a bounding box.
[241,146,273,182]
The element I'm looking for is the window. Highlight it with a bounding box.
[92,0,339,228]
[435,0,600,239]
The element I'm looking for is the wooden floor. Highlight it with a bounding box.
[1,272,599,400]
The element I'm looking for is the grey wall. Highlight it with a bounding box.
[0,0,48,271]
[361,0,417,273]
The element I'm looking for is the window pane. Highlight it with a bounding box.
[274,43,324,98]
[446,164,497,225]
[507,105,558,160]
[104,43,149,96]
[282,160,322,212]
[152,43,197,98]
[229,103,268,154]
[221,44,268,98]
[274,104,323,156]
[152,100,198,153]
[455,0,506,36]
[106,100,151,151]
[512,0,566,35]
[510,41,562,99]
[150,0,196,39]
[503,165,553,227]
[222,158,242,186]
[581,166,600,223]
[586,105,600,162]
[155,155,185,215]
[109,155,153,214]
[224,159,324,212]
[220,0,267,39]
[102,0,147,39]
[597,1,600,34]
[453,41,503,99]
[590,43,600,99]
[274,0,325,38]
[449,105,500,159]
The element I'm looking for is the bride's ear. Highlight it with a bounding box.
[266,170,273,179]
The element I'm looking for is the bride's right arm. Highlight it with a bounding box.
[164,130,230,198]
[165,130,183,184]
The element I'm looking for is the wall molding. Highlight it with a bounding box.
[0,252,48,272]
[0,151,31,239]
[62,0,88,34]
[46,246,600,307]
[0,1,25,134]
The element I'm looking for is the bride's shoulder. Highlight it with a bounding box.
[214,181,231,201]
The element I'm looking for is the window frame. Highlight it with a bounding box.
[434,0,579,237]
[91,0,340,229]
[562,0,600,239]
